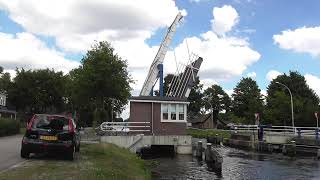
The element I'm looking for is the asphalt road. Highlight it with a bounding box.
[0,134,24,171]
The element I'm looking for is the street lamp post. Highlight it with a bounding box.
[275,82,295,133]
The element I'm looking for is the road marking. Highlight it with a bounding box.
[0,160,28,174]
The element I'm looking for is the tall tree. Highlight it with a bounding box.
[203,84,231,120]
[265,71,319,126]
[154,74,174,96]
[187,76,204,118]
[231,77,264,124]
[0,66,11,92]
[9,68,67,113]
[69,41,132,126]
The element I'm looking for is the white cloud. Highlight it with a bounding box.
[116,5,259,94]
[0,32,80,77]
[266,70,281,81]
[261,90,267,97]
[305,74,320,97]
[0,2,259,91]
[0,0,185,94]
[0,0,182,53]
[247,72,256,78]
[225,89,233,97]
[165,31,260,82]
[0,2,261,118]
[211,5,239,36]
[201,78,218,90]
[273,26,320,57]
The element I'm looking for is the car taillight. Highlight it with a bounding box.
[27,115,36,130]
[68,119,75,134]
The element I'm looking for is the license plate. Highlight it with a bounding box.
[40,136,57,141]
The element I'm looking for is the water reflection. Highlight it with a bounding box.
[148,147,320,180]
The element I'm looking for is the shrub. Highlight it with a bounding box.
[187,128,231,139]
[0,118,20,137]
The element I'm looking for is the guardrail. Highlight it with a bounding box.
[100,122,151,133]
[230,125,320,138]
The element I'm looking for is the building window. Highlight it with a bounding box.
[178,104,184,120]
[162,104,168,120]
[161,103,186,122]
[170,104,176,120]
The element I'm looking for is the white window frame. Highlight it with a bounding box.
[161,103,187,123]
[0,95,6,106]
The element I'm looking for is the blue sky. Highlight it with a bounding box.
[173,0,320,91]
[1,0,320,99]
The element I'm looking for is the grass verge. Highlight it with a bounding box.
[187,128,232,139]
[0,143,151,180]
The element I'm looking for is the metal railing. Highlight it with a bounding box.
[100,121,151,134]
[230,125,320,138]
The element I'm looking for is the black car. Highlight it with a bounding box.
[21,114,81,160]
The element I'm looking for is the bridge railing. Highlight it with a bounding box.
[99,122,151,135]
[230,125,320,138]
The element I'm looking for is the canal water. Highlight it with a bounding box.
[149,147,320,180]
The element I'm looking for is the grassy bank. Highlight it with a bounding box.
[187,128,232,139]
[0,143,151,180]
[0,118,20,137]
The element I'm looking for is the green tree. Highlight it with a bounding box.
[187,76,204,118]
[154,74,174,96]
[203,84,230,112]
[203,84,231,121]
[9,68,67,113]
[0,66,11,92]
[265,71,319,126]
[68,41,132,126]
[231,77,264,124]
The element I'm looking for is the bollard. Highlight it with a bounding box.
[289,141,296,157]
[196,141,203,158]
[204,143,223,172]
[205,143,212,162]
[215,134,219,145]
[316,129,319,140]
[317,149,320,160]
[282,145,287,155]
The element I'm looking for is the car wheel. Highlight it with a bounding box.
[20,147,30,159]
[67,146,75,160]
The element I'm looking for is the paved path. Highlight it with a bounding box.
[0,134,24,171]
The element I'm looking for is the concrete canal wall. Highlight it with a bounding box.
[100,135,192,154]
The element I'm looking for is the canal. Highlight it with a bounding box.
[149,146,320,179]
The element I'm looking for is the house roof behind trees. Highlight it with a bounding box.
[189,113,227,125]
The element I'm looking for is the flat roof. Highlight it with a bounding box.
[130,96,189,103]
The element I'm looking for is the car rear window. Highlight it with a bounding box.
[31,115,69,131]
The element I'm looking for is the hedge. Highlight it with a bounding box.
[187,128,231,139]
[0,118,20,137]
